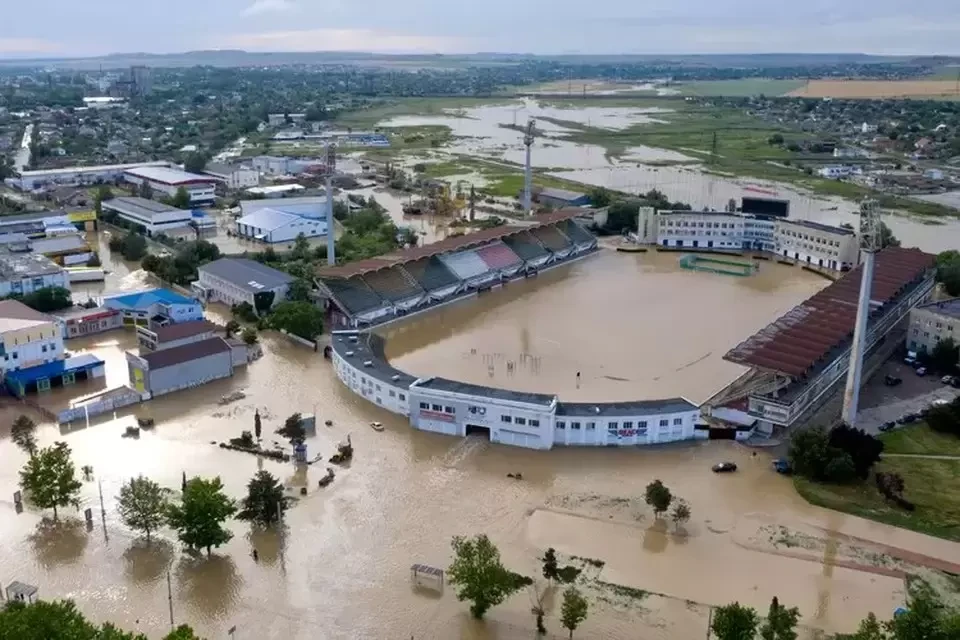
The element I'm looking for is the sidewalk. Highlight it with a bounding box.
[855,387,960,434]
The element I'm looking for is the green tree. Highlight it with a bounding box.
[711,602,760,640]
[166,476,236,555]
[15,286,73,312]
[276,413,306,444]
[788,426,834,480]
[121,233,148,261]
[224,320,241,337]
[241,327,258,345]
[10,414,37,457]
[286,278,312,302]
[447,534,526,619]
[588,187,612,208]
[183,152,208,174]
[117,475,168,542]
[269,301,324,340]
[0,599,206,639]
[163,625,205,640]
[936,253,960,296]
[671,499,691,531]
[18,441,83,520]
[237,470,288,526]
[253,290,276,315]
[542,547,559,581]
[560,586,589,639]
[930,337,959,373]
[759,597,800,640]
[836,613,886,640]
[644,479,672,518]
[254,409,262,441]
[171,186,191,209]
[290,233,311,261]
[138,180,154,199]
[879,221,900,249]
[883,585,957,640]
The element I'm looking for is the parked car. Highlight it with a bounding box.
[884,375,903,387]
[772,458,792,474]
[916,367,928,377]
[942,375,955,385]
[712,462,738,473]
[879,421,896,432]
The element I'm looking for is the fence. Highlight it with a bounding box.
[57,386,142,424]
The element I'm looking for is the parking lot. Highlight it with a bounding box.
[856,359,959,434]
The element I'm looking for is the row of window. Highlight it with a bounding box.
[558,417,684,430]
[661,220,740,230]
[777,230,843,247]
[500,415,541,427]
[419,402,454,414]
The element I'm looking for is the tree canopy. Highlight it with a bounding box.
[10,415,37,457]
[268,301,324,340]
[644,479,673,517]
[116,475,169,542]
[447,534,529,619]
[711,602,760,640]
[19,441,83,520]
[560,586,589,639]
[237,470,288,526]
[0,599,205,640]
[166,476,236,554]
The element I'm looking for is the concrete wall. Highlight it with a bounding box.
[0,270,70,298]
[145,351,234,397]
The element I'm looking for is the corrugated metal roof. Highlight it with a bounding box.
[199,258,293,293]
[148,319,219,343]
[236,208,300,232]
[140,336,230,369]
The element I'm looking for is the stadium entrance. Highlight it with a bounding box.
[465,424,491,440]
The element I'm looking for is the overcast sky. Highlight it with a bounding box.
[1,0,958,57]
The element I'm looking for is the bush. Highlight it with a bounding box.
[232,302,258,323]
[823,454,857,483]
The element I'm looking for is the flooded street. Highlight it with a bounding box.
[3,243,960,638]
[387,250,828,403]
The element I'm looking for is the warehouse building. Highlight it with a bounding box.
[235,208,327,243]
[126,336,234,398]
[122,167,218,204]
[193,258,292,308]
[5,161,173,191]
[202,163,260,190]
[100,197,194,236]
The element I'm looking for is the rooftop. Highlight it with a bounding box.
[330,331,417,387]
[0,300,55,332]
[30,234,90,255]
[139,336,230,370]
[104,288,197,310]
[0,251,65,280]
[917,298,960,321]
[778,218,855,236]
[537,187,587,202]
[147,319,219,343]
[317,209,582,279]
[0,210,68,226]
[247,184,305,195]
[15,161,171,178]
[5,354,104,387]
[102,197,185,221]
[724,246,936,377]
[200,258,293,293]
[237,208,316,232]
[556,398,698,417]
[413,377,556,407]
[124,166,217,185]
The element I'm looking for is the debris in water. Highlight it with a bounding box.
[219,390,246,405]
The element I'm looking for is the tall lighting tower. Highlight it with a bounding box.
[523,118,535,216]
[841,198,882,426]
[324,144,337,266]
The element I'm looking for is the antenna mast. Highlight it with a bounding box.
[523,118,535,216]
[325,144,337,266]
[841,198,882,426]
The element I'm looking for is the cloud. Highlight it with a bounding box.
[214,28,469,53]
[0,38,61,55]
[241,0,295,17]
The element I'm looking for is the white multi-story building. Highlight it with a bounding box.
[5,161,173,191]
[775,219,859,271]
[122,167,217,204]
[657,211,745,250]
[203,163,260,190]
[101,197,194,236]
[0,252,69,298]
[0,300,65,373]
[907,298,960,354]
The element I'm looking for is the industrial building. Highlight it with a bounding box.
[203,163,260,190]
[122,167,218,204]
[55,306,123,338]
[5,161,173,192]
[102,288,203,328]
[100,197,194,235]
[193,258,293,308]
[0,300,105,396]
[245,184,306,199]
[723,246,936,431]
[329,331,702,450]
[126,336,235,398]
[532,187,591,208]
[0,252,69,298]
[240,196,327,217]
[235,208,327,243]
[137,319,219,352]
[907,298,960,353]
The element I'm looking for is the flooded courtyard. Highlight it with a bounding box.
[4,244,960,638]
[386,250,828,403]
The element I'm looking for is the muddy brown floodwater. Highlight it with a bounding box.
[2,250,960,640]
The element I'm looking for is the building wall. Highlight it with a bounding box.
[228,169,260,189]
[236,217,326,244]
[331,350,410,415]
[137,327,216,352]
[0,320,64,373]
[195,270,288,308]
[142,351,234,397]
[776,224,859,270]
[0,270,69,298]
[658,212,746,250]
[61,310,122,338]
[908,306,960,353]
[553,410,699,447]
[121,173,216,203]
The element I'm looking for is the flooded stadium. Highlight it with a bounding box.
[5,238,960,639]
[385,249,829,403]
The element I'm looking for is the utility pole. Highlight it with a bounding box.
[841,199,882,426]
[98,479,108,541]
[522,118,535,216]
[325,144,337,266]
[166,570,175,630]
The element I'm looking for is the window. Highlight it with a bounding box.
[41,345,46,353]
[556,421,565,429]
[586,421,596,430]
[608,421,618,429]
[375,397,381,404]
[515,417,526,425]
[375,384,381,391]
[389,390,395,397]
[529,419,540,427]
[673,418,683,425]
[659,419,668,427]
[638,421,647,428]
[399,394,406,401]
[623,421,633,429]
[501,415,512,423]
[431,404,442,412]
[444,406,454,414]
[419,402,429,409]
[571,421,581,430]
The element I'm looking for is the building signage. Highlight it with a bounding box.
[608,428,646,438]
[420,409,455,423]
[67,210,97,223]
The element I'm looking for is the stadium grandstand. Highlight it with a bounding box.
[718,246,936,431]
[316,210,597,328]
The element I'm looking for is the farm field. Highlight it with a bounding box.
[675,79,807,97]
[788,79,960,100]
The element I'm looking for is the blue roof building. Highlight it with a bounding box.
[5,353,105,397]
[103,288,204,328]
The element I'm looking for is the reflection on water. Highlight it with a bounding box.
[29,517,89,569]
[176,554,243,621]
[123,540,174,585]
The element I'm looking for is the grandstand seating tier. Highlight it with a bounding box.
[531,225,573,251]
[321,277,385,314]
[439,250,491,280]
[402,257,460,292]
[562,220,595,245]
[361,268,423,301]
[476,242,522,270]
[503,232,549,260]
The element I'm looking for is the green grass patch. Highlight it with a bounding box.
[334,97,513,128]
[794,456,960,542]
[880,423,960,456]
[596,581,648,601]
[675,79,807,97]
